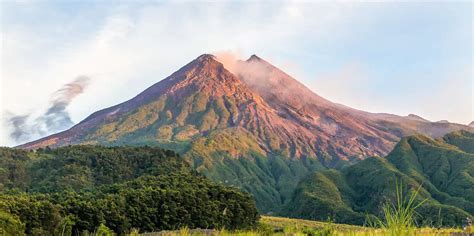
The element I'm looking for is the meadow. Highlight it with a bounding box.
[117,215,471,236]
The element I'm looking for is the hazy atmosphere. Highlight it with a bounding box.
[1,1,472,146]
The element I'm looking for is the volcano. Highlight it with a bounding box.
[19,54,473,212]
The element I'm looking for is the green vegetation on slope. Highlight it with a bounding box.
[283,131,474,226]
[0,146,259,235]
[73,90,332,214]
[0,145,185,192]
[442,129,474,154]
[185,128,327,213]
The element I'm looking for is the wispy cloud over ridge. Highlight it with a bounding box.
[5,76,90,143]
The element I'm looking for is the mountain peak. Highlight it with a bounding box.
[247,54,262,62]
[196,53,216,62]
[406,114,429,122]
[184,53,227,76]
[469,121,474,127]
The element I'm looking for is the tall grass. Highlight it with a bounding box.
[367,180,426,236]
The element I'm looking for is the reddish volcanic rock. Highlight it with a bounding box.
[19,54,474,165]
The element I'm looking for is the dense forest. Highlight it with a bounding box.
[0,146,259,235]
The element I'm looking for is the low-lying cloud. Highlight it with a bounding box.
[215,51,274,82]
[5,76,90,143]
[215,51,318,109]
[214,51,242,75]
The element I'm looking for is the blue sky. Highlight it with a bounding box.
[1,1,472,146]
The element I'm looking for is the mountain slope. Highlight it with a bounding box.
[20,54,472,158]
[283,131,474,226]
[17,54,473,213]
[442,129,474,153]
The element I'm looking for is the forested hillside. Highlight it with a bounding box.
[0,146,259,235]
[283,131,474,226]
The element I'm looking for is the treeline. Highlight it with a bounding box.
[0,145,185,192]
[0,146,259,235]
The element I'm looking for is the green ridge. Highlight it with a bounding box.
[282,131,474,226]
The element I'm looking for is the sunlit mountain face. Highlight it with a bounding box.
[18,54,474,212]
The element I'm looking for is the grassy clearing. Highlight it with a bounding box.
[127,214,470,236]
[260,216,364,232]
[131,220,466,236]
[72,215,471,236]
[259,216,466,236]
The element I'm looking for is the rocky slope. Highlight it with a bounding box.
[18,54,473,212]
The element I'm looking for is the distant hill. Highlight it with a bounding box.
[17,54,473,213]
[442,130,474,154]
[283,131,474,226]
[406,114,430,122]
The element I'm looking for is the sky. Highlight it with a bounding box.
[0,1,472,146]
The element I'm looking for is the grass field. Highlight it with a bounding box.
[259,216,468,235]
[260,216,365,232]
[134,215,471,236]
